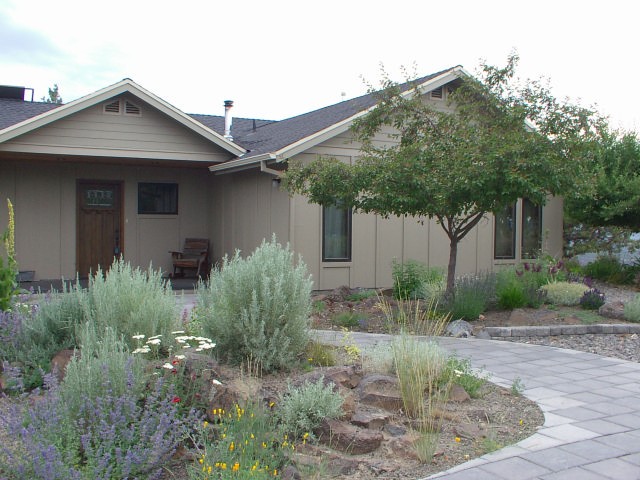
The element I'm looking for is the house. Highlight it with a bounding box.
[0,68,563,289]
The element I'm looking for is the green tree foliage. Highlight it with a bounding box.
[283,55,602,294]
[41,84,63,104]
[565,132,640,229]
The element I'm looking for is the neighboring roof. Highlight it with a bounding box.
[0,67,463,169]
[0,78,246,157]
[0,98,59,130]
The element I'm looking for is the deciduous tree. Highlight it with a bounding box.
[284,55,602,295]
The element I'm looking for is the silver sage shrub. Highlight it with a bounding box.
[198,236,312,372]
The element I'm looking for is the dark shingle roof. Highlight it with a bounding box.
[0,67,456,160]
[0,98,60,130]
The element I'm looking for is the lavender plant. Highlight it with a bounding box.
[579,288,606,310]
[1,363,200,479]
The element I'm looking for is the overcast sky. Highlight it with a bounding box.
[1,0,638,132]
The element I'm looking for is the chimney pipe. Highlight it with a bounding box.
[224,100,233,140]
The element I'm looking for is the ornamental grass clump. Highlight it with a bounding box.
[445,272,496,320]
[198,236,312,372]
[540,281,590,306]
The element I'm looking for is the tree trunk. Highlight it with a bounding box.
[446,237,458,298]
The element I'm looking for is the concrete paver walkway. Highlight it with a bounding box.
[312,330,640,480]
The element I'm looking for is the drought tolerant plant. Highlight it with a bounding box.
[445,356,487,399]
[623,294,640,322]
[1,371,199,480]
[582,256,635,285]
[331,311,365,329]
[377,294,450,336]
[360,342,395,375]
[445,272,496,320]
[540,281,590,306]
[198,236,312,372]
[190,403,294,479]
[392,334,448,419]
[579,288,606,310]
[0,199,18,311]
[495,269,528,309]
[391,333,453,462]
[345,289,377,302]
[87,258,178,351]
[392,260,444,300]
[277,376,344,439]
[305,340,336,367]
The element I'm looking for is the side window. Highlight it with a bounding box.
[494,202,516,259]
[138,183,178,215]
[322,204,352,261]
[521,198,542,258]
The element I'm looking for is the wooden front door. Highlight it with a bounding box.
[77,181,123,277]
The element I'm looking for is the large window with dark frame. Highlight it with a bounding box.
[494,202,516,259]
[322,204,352,261]
[521,198,542,258]
[137,183,178,215]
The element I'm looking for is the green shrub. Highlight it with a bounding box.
[579,288,606,310]
[60,323,146,418]
[583,256,635,284]
[277,376,344,438]
[198,237,312,372]
[392,260,442,300]
[624,294,640,322]
[87,258,178,351]
[445,272,496,320]
[445,356,487,398]
[331,311,365,329]
[345,289,376,302]
[361,342,394,375]
[496,270,527,309]
[305,341,336,367]
[541,281,589,306]
[191,402,291,479]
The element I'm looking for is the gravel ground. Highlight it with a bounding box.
[503,283,640,363]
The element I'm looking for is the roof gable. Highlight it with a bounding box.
[0,79,246,157]
[209,66,464,172]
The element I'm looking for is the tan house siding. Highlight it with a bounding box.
[0,158,213,280]
[0,94,233,163]
[285,126,564,290]
[209,169,290,267]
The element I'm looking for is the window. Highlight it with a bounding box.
[138,183,178,214]
[521,198,542,258]
[322,204,352,261]
[494,202,516,259]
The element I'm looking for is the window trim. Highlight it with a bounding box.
[137,182,178,215]
[322,204,352,262]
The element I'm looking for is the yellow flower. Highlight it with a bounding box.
[232,462,240,471]
[519,419,524,426]
[199,458,204,464]
[207,466,212,474]
[250,433,255,439]
[203,421,209,428]
[229,441,235,452]
[455,437,461,443]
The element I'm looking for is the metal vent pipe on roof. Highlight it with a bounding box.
[224,100,233,140]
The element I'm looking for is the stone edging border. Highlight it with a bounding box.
[484,323,640,338]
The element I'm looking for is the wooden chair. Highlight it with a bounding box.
[170,238,209,278]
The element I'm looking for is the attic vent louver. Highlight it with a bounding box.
[124,100,141,116]
[430,87,443,100]
[104,100,120,114]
